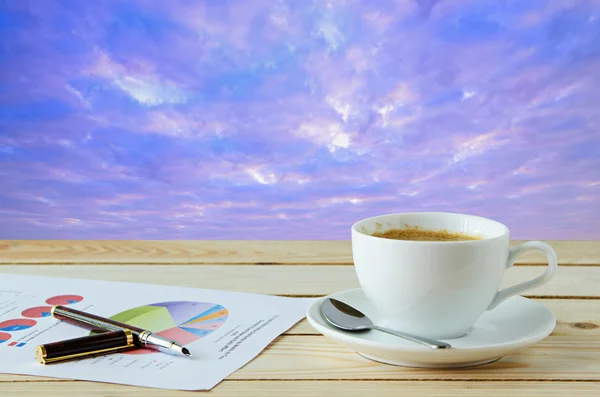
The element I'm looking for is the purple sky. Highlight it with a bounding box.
[1,0,599,240]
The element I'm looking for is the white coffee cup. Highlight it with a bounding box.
[351,212,557,340]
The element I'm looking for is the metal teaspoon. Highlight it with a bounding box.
[320,298,451,349]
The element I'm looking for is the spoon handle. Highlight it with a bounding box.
[368,325,451,349]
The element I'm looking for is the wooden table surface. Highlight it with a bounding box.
[1,240,599,396]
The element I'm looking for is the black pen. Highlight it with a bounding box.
[51,305,191,357]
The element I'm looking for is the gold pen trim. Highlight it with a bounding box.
[35,345,47,363]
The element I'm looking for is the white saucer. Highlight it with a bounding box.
[306,288,556,368]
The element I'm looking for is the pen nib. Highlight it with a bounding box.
[182,347,191,357]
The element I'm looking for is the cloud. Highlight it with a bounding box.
[246,168,277,185]
[64,84,91,109]
[0,0,599,240]
[143,111,210,138]
[114,76,187,106]
[296,120,352,152]
[86,51,188,106]
[450,129,514,164]
[313,20,344,51]
[461,89,476,100]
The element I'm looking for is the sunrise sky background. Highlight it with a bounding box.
[1,0,599,239]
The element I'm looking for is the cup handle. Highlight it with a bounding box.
[487,241,558,311]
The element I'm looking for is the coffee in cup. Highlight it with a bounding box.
[371,226,481,241]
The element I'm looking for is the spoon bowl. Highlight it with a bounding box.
[320,298,451,349]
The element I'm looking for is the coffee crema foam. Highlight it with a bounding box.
[371,225,481,241]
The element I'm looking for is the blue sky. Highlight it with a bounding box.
[0,0,599,239]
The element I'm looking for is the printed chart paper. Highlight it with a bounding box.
[0,274,313,390]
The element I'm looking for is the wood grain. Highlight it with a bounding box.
[1,381,599,396]
[1,334,600,383]
[2,299,597,385]
[228,338,600,381]
[1,264,598,297]
[1,240,598,395]
[1,240,598,265]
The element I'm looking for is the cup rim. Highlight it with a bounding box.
[351,211,509,244]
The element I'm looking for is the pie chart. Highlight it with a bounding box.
[0,319,37,332]
[46,295,84,305]
[0,332,10,344]
[107,301,228,354]
[22,306,53,318]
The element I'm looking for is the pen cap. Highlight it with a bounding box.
[36,329,134,365]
